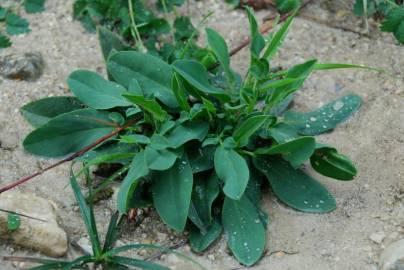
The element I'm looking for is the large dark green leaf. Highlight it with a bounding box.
[310,145,357,181]
[284,94,362,135]
[172,60,230,102]
[189,219,222,253]
[188,173,219,232]
[20,96,83,128]
[67,70,131,109]
[222,195,266,266]
[166,121,209,148]
[108,51,177,108]
[255,136,315,168]
[118,151,149,213]
[233,115,272,147]
[152,154,193,231]
[214,146,249,200]
[23,109,116,157]
[254,157,336,213]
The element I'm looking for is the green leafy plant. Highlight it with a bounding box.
[8,6,377,266]
[5,168,202,270]
[0,0,46,49]
[72,0,211,64]
[354,0,404,43]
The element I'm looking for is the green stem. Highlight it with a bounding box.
[180,11,214,59]
[161,0,176,46]
[128,0,146,52]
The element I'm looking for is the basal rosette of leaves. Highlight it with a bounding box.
[20,7,368,266]
[354,0,404,44]
[0,0,46,49]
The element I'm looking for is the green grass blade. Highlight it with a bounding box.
[102,211,120,253]
[70,167,102,258]
[313,63,384,73]
[106,244,207,270]
[110,256,170,270]
[262,11,296,60]
[62,255,94,270]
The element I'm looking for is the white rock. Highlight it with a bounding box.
[0,191,68,257]
[370,232,386,244]
[380,239,404,270]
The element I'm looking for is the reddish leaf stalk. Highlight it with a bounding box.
[0,0,315,193]
[0,118,139,194]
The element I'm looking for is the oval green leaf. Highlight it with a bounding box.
[20,96,83,128]
[152,154,193,231]
[253,157,336,213]
[23,109,116,157]
[310,145,357,181]
[222,195,266,266]
[284,94,362,135]
[255,136,315,168]
[107,51,178,108]
[214,146,249,200]
[67,70,131,109]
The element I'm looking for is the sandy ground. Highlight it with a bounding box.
[0,0,403,269]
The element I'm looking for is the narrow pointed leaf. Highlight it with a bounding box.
[172,73,190,111]
[253,157,336,213]
[118,151,149,213]
[70,170,102,257]
[123,94,168,121]
[263,13,295,60]
[233,115,272,147]
[172,60,230,102]
[110,256,170,270]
